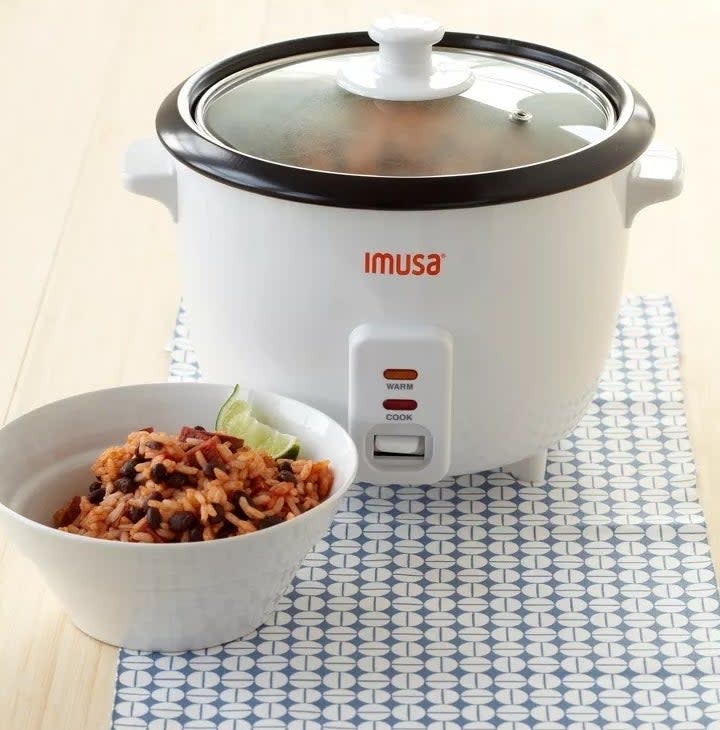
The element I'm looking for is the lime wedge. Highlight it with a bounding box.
[215,385,300,459]
[215,385,251,431]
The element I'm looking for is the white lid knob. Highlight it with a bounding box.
[369,15,444,45]
[337,15,474,101]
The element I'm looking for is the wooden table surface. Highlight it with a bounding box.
[0,1,717,727]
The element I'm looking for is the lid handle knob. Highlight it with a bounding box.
[370,16,443,81]
[337,15,474,101]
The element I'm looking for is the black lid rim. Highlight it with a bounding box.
[156,31,655,210]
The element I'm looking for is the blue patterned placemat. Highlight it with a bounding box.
[112,296,720,729]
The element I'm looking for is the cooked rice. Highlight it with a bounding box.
[53,425,333,543]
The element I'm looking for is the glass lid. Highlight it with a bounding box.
[195,16,616,177]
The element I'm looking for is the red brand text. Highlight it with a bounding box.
[363,252,443,276]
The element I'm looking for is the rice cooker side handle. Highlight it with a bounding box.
[625,142,684,227]
[122,138,178,222]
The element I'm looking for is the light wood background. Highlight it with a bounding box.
[0,1,716,727]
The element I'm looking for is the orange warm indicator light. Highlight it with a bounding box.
[383,399,418,411]
[383,369,418,381]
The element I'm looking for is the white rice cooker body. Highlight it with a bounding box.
[179,164,632,482]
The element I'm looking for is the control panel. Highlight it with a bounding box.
[348,324,453,484]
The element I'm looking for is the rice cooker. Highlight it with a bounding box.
[123,15,683,486]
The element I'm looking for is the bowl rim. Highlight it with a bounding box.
[0,381,359,550]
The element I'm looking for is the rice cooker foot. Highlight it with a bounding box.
[503,448,548,485]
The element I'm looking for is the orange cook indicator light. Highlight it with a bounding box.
[383,368,418,381]
[383,399,418,411]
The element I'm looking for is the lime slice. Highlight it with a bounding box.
[215,385,300,459]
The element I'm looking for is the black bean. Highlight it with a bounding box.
[88,481,102,493]
[120,458,142,478]
[150,462,168,483]
[188,525,204,542]
[202,461,225,479]
[202,462,215,478]
[278,470,296,484]
[166,472,189,488]
[229,490,244,506]
[146,506,161,529]
[207,503,225,525]
[216,521,236,539]
[145,440,162,451]
[258,515,283,530]
[277,459,294,469]
[193,425,206,431]
[87,487,106,504]
[127,506,145,523]
[113,477,135,494]
[228,491,248,519]
[168,511,198,533]
[144,490,163,506]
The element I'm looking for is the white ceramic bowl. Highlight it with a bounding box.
[0,382,358,651]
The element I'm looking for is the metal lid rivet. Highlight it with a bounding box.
[509,109,533,123]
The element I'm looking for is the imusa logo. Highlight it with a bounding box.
[363,251,445,276]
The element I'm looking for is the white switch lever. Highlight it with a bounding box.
[375,435,424,456]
